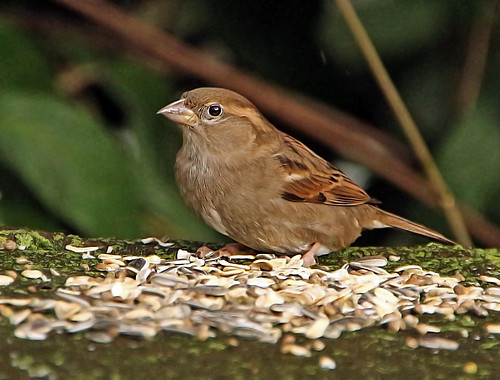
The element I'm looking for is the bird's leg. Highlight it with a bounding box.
[301,242,321,267]
[197,243,255,259]
[216,243,254,255]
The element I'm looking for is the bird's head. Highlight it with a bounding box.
[158,88,275,159]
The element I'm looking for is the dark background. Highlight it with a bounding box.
[0,0,499,247]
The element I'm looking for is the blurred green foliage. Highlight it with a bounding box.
[0,0,498,245]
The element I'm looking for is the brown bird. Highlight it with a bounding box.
[158,88,454,265]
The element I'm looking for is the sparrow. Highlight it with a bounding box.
[158,87,454,266]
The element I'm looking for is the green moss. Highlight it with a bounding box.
[0,228,498,379]
[317,243,500,283]
[481,341,500,350]
[14,231,51,249]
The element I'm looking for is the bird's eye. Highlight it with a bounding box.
[208,104,223,117]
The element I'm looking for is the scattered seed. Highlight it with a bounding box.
[0,246,497,367]
[21,270,44,279]
[415,323,441,335]
[16,256,30,265]
[54,301,81,320]
[281,343,311,357]
[176,249,191,260]
[81,263,90,272]
[5,270,17,279]
[27,285,37,293]
[406,337,419,349]
[479,275,500,286]
[0,240,17,250]
[486,287,500,296]
[140,237,174,247]
[227,337,239,347]
[319,356,336,370]
[9,309,31,325]
[65,244,100,253]
[352,256,387,268]
[311,340,325,351]
[218,260,250,270]
[247,277,275,288]
[485,324,500,334]
[463,362,478,374]
[305,317,330,339]
[0,298,32,307]
[0,275,14,286]
[85,331,114,343]
[98,253,123,261]
[82,251,95,259]
[417,337,459,350]
[14,315,52,340]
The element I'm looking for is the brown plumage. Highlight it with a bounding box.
[158,87,454,265]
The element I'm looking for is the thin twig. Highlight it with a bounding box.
[334,0,472,247]
[455,0,498,115]
[52,0,500,246]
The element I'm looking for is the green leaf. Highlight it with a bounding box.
[318,1,449,66]
[0,164,66,231]
[102,60,222,241]
[104,59,181,177]
[0,22,53,92]
[0,92,143,238]
[438,103,500,212]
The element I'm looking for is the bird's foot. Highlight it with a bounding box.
[196,243,254,259]
[301,242,321,267]
[216,243,254,256]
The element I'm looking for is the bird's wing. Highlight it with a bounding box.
[276,133,374,206]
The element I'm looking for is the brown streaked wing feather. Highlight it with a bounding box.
[278,133,373,206]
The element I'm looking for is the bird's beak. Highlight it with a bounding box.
[157,99,196,126]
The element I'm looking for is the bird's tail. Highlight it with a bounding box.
[371,207,456,245]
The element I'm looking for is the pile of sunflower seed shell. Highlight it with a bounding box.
[1,242,500,358]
